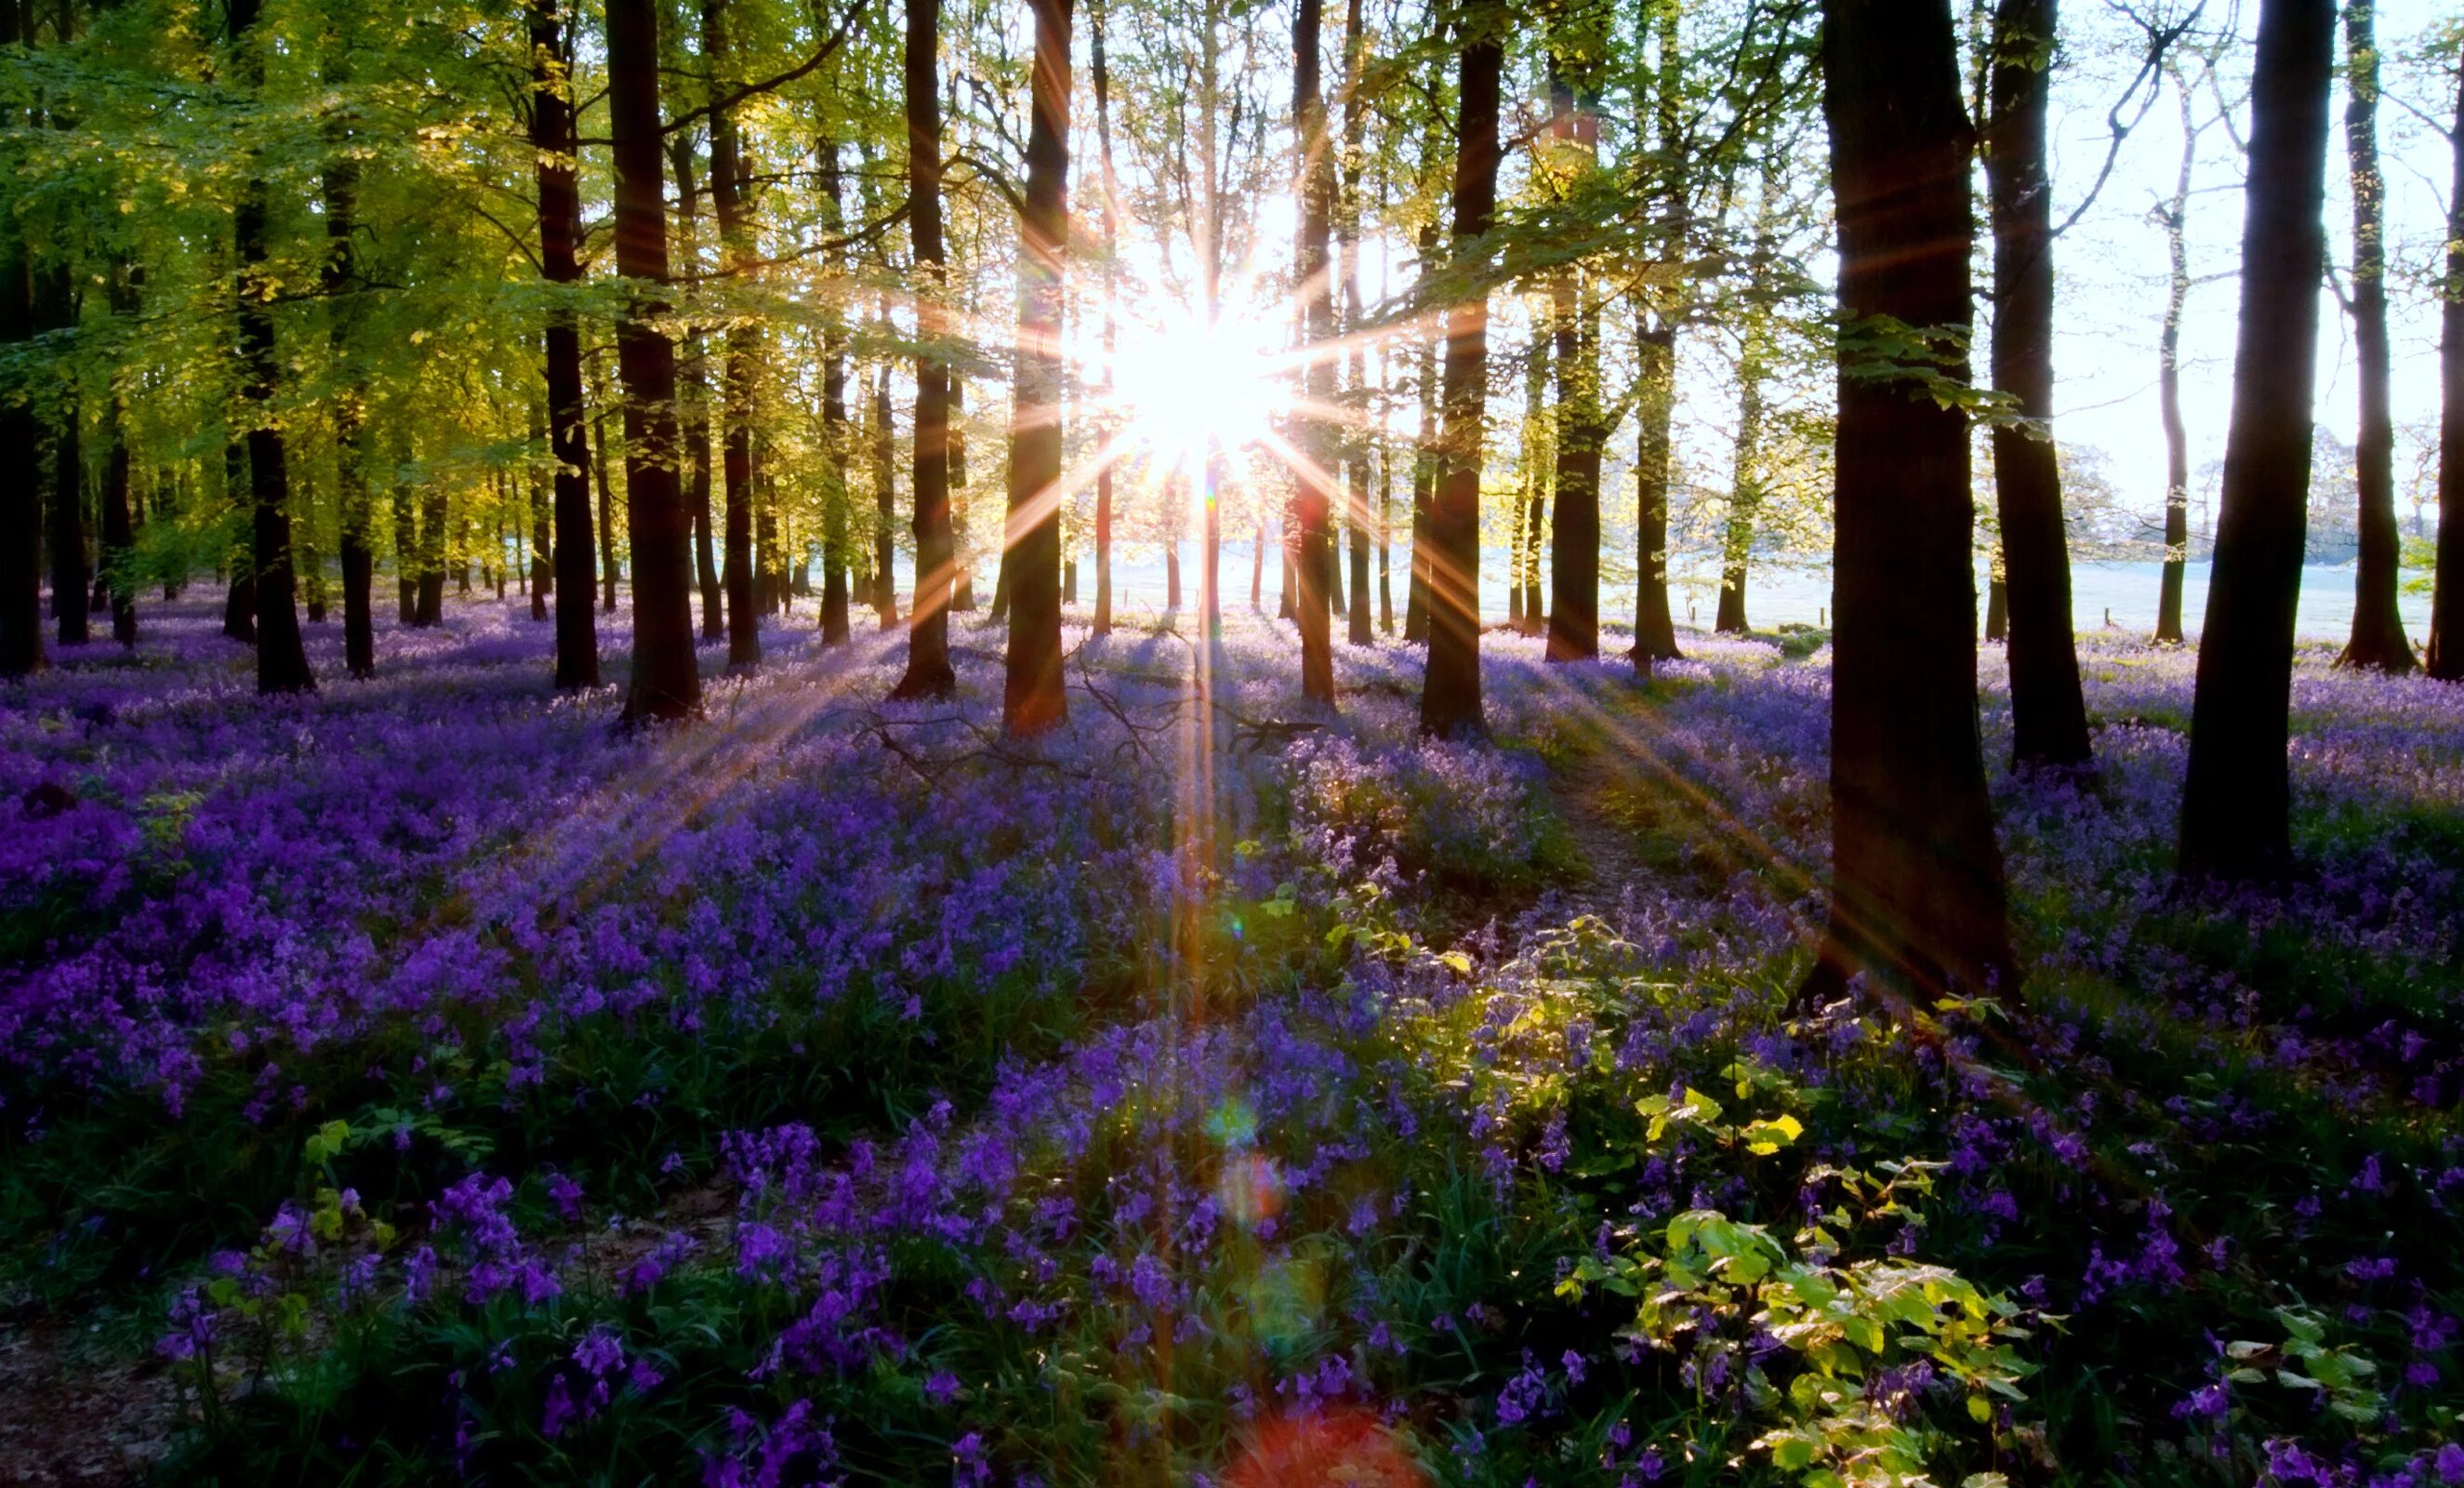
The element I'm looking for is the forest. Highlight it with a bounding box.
[2,0,2463,1481]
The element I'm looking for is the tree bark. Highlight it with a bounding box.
[670,138,725,643]
[890,0,958,699]
[2428,80,2464,681]
[533,2,599,686]
[1092,1,1116,638]
[1803,0,2014,1009]
[1292,0,1336,703]
[1631,0,1687,670]
[0,210,39,677]
[1001,0,1073,736]
[2178,0,2332,882]
[527,405,551,623]
[2334,0,2412,673]
[1419,20,1501,737]
[702,0,761,670]
[1543,59,1605,661]
[232,0,311,691]
[2154,66,2194,645]
[872,367,897,629]
[1404,232,1437,645]
[820,141,853,646]
[1716,321,1766,635]
[1984,0,2095,764]
[607,0,699,720]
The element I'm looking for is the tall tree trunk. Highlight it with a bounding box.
[2335,0,2412,673]
[101,412,135,647]
[1001,0,1073,735]
[820,142,853,646]
[2179,0,2333,883]
[0,211,40,677]
[1802,0,2014,1009]
[2428,81,2464,681]
[1404,245,1437,644]
[1419,21,1501,737]
[1512,339,1545,631]
[607,0,696,717]
[891,0,958,699]
[2154,71,2194,645]
[1377,436,1394,632]
[593,408,618,612]
[1633,323,1680,666]
[38,265,85,648]
[1167,538,1183,609]
[415,481,447,626]
[1292,0,1336,703]
[1716,325,1765,635]
[706,0,761,670]
[533,0,599,686]
[1987,0,2095,764]
[1543,59,1605,661]
[872,368,897,629]
[1091,0,1118,638]
[323,91,374,676]
[232,0,311,692]
[670,137,725,643]
[528,405,551,623]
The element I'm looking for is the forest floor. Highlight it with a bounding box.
[3,592,2461,1487]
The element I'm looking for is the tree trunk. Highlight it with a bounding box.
[1543,59,1605,662]
[2335,0,2412,673]
[1419,22,1501,737]
[415,482,447,626]
[820,142,853,646]
[2155,65,2194,645]
[890,0,957,699]
[323,122,373,675]
[1167,541,1183,609]
[1292,0,1336,703]
[1404,243,1437,644]
[2428,81,2464,681]
[1001,0,1073,736]
[38,264,85,648]
[532,1,599,686]
[671,138,724,644]
[1984,570,2007,642]
[1514,335,1546,633]
[232,0,312,692]
[0,212,40,677]
[528,405,551,623]
[701,0,762,671]
[1986,0,2095,764]
[607,0,698,719]
[872,368,898,629]
[2178,0,2333,883]
[1715,328,1765,635]
[1802,0,2014,1009]
[1633,323,1681,667]
[102,422,135,647]
[1091,0,1118,638]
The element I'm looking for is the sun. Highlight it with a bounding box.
[1106,310,1287,464]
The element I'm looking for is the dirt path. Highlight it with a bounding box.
[1547,733,1652,919]
[0,1320,177,1487]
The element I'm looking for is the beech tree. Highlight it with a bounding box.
[2334,0,2414,674]
[1000,0,1073,737]
[1802,0,2014,1007]
[2431,75,2463,682]
[889,0,957,700]
[2179,0,2333,882]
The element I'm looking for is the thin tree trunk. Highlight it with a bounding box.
[890,0,957,699]
[703,0,761,669]
[39,266,85,648]
[2335,0,2412,673]
[2179,0,2333,880]
[2427,80,2464,681]
[1404,241,1437,644]
[102,408,135,647]
[527,405,551,624]
[0,208,39,677]
[672,138,724,643]
[2155,68,2197,644]
[593,407,619,612]
[820,142,853,646]
[872,367,897,629]
[415,481,447,626]
[1001,0,1073,735]
[1802,0,2014,1009]
[1633,324,1680,666]
[1420,22,1501,737]
[233,0,313,691]
[1089,1,1118,637]
[1293,0,1336,703]
[1716,323,1765,635]
[324,104,373,675]
[1987,0,2095,764]
[533,0,599,686]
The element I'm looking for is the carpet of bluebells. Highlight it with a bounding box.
[3,591,2462,1488]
